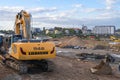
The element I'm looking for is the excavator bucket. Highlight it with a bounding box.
[90,60,112,75]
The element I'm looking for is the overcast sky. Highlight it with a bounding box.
[0,0,120,30]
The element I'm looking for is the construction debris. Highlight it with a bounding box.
[76,53,105,60]
[93,45,109,50]
[106,53,120,63]
[62,45,86,49]
[90,60,112,75]
[109,43,120,52]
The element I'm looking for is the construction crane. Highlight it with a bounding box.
[0,10,56,73]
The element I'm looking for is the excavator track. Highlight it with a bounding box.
[1,57,54,74]
[0,53,54,74]
[28,60,55,72]
[5,59,28,74]
[47,60,55,72]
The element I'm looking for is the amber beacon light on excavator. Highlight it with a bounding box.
[0,10,56,73]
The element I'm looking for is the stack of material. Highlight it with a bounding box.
[58,36,84,48]
[109,43,120,52]
[90,60,112,75]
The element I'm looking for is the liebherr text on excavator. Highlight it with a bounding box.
[0,10,56,73]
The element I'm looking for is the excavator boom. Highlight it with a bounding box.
[15,10,31,39]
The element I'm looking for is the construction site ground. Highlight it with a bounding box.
[0,47,120,80]
[0,36,120,80]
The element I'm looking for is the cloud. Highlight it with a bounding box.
[0,6,57,21]
[0,6,24,12]
[0,6,57,14]
[0,6,25,21]
[32,14,120,29]
[0,1,120,30]
[96,11,120,19]
[81,8,97,13]
[73,4,83,8]
[105,0,117,9]
[31,2,120,28]
[28,7,57,13]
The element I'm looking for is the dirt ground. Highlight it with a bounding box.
[0,48,120,80]
[0,36,120,80]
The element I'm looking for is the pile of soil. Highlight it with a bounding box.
[57,36,109,49]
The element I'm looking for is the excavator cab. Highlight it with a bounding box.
[11,35,22,43]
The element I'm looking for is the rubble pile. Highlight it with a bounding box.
[56,36,108,49]
[90,60,112,75]
[76,53,105,60]
[109,43,120,52]
[93,45,109,50]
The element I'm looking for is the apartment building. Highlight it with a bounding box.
[92,26,115,35]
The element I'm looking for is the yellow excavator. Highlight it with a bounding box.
[0,10,56,73]
[110,36,120,42]
[109,36,120,52]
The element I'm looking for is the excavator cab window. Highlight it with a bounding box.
[11,35,22,43]
[0,36,3,47]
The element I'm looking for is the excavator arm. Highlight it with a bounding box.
[15,10,31,39]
